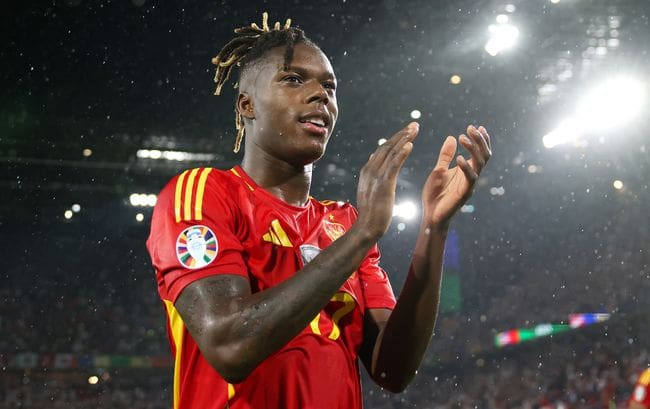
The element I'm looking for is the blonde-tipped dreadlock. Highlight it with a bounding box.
[212,12,312,153]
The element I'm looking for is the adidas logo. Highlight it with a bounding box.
[262,219,293,247]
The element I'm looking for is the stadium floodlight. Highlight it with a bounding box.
[543,118,584,149]
[543,77,646,149]
[576,77,646,130]
[129,193,157,207]
[460,204,475,213]
[484,23,519,56]
[136,149,217,162]
[393,201,418,220]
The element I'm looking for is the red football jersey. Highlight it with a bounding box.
[631,368,650,407]
[147,166,396,409]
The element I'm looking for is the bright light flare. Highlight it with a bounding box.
[613,180,624,190]
[450,74,462,85]
[129,193,157,207]
[485,24,519,56]
[137,149,216,162]
[393,201,418,220]
[543,118,583,149]
[460,204,475,213]
[543,77,646,149]
[577,77,646,130]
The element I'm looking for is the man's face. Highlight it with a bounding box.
[240,43,339,166]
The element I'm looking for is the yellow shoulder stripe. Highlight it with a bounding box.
[183,168,200,221]
[174,170,189,222]
[164,300,185,409]
[229,167,254,191]
[194,168,212,220]
[174,168,213,222]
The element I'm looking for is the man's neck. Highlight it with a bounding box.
[241,152,313,208]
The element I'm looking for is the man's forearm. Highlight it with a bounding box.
[194,223,378,382]
[370,223,447,392]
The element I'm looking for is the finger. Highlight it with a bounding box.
[382,140,414,177]
[380,123,419,171]
[456,155,479,184]
[435,136,457,170]
[467,125,491,160]
[370,122,419,165]
[478,125,492,152]
[459,133,486,173]
[458,134,485,172]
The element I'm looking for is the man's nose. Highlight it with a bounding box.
[305,82,329,105]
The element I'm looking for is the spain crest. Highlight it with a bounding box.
[322,220,346,242]
[176,225,218,269]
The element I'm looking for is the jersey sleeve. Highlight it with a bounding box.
[357,244,397,310]
[341,205,396,310]
[147,168,248,302]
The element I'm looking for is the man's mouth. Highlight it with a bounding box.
[299,118,328,136]
[299,118,326,128]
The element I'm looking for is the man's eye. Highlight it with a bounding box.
[324,82,336,91]
[284,76,302,83]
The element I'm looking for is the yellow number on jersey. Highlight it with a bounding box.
[309,292,356,340]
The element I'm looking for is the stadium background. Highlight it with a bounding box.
[1,0,649,407]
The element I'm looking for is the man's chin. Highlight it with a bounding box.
[298,144,327,166]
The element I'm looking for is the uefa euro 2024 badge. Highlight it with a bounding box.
[176,225,218,269]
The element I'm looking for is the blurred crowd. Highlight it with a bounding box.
[1,215,648,408]
[365,315,649,409]
[1,312,647,408]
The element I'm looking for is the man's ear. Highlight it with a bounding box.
[237,93,255,120]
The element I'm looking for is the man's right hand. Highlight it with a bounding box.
[355,122,419,240]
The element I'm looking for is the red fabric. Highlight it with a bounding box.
[147,166,396,409]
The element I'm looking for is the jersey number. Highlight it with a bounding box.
[309,292,356,340]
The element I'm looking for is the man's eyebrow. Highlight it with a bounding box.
[281,65,337,81]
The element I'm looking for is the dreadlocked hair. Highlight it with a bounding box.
[212,12,315,153]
